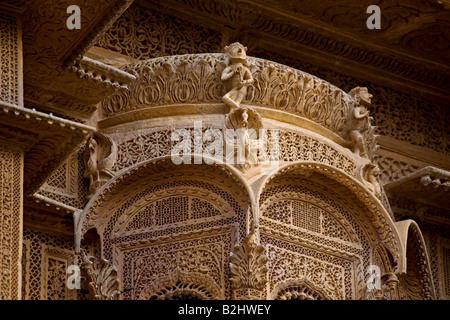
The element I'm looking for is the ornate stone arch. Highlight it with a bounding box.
[270,279,330,300]
[145,281,216,300]
[253,161,405,299]
[395,220,436,300]
[74,154,256,300]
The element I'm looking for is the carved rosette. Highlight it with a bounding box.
[229,227,268,299]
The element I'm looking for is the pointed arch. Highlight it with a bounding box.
[254,161,405,271]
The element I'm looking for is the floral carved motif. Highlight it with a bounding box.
[229,228,268,292]
[80,253,120,300]
[101,53,362,141]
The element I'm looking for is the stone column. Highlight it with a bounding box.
[0,10,24,300]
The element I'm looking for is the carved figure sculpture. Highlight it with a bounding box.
[357,163,382,198]
[224,106,262,171]
[346,87,373,158]
[221,42,254,109]
[84,132,118,198]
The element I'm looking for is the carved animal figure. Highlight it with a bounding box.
[84,133,118,197]
[346,87,373,158]
[221,42,254,109]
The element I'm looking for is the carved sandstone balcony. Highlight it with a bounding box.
[99,53,377,160]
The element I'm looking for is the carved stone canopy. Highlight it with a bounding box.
[0,101,95,195]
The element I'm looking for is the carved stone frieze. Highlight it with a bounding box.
[100,52,378,155]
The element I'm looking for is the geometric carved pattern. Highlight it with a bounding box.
[38,146,89,209]
[41,245,76,300]
[277,131,356,176]
[0,144,22,300]
[22,230,75,300]
[441,246,450,297]
[112,128,356,176]
[262,199,352,242]
[0,11,20,105]
[124,196,221,232]
[260,183,359,245]
[266,244,346,300]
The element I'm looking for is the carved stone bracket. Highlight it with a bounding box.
[229,227,268,299]
[224,106,263,172]
[84,132,118,199]
[80,252,120,300]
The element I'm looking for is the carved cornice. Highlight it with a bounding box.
[20,0,135,119]
[385,166,450,211]
[0,101,95,195]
